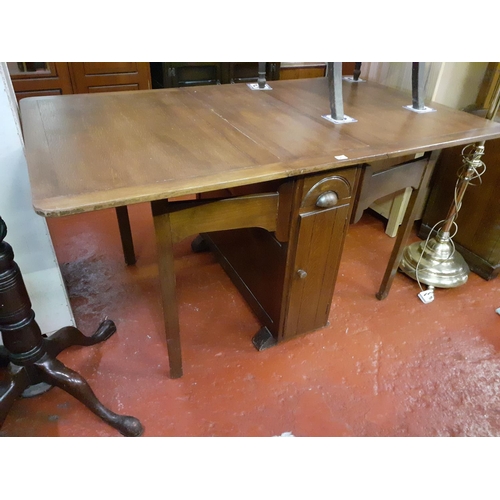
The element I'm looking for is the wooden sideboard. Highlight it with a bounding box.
[8,62,151,100]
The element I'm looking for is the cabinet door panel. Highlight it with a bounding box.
[69,62,151,93]
[89,84,139,93]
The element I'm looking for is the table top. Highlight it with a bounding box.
[20,78,500,217]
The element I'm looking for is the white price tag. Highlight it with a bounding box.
[418,289,435,304]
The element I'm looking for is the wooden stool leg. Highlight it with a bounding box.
[376,150,441,299]
[35,355,143,437]
[151,206,183,379]
[115,206,136,266]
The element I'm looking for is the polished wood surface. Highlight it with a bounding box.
[20,78,500,217]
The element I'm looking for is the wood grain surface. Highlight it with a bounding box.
[20,78,500,217]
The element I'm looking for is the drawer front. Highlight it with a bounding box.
[299,168,357,215]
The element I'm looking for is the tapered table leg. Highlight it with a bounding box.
[377,150,441,299]
[151,203,183,379]
[115,206,136,266]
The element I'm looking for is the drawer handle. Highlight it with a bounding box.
[316,191,338,208]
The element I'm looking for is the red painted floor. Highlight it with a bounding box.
[1,203,500,437]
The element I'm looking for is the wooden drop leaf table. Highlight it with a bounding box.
[19,78,500,379]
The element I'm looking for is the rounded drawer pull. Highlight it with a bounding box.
[297,269,308,279]
[316,191,338,208]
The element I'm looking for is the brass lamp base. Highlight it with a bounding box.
[399,234,470,288]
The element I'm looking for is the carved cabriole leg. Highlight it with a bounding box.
[45,320,116,359]
[34,355,143,437]
[151,202,183,379]
[376,150,441,299]
[0,216,143,436]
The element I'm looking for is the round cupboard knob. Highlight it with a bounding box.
[316,191,338,208]
[297,269,308,279]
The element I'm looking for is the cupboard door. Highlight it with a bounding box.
[8,62,73,101]
[283,203,352,338]
[281,170,358,339]
[69,62,151,93]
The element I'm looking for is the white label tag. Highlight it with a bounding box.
[335,155,348,160]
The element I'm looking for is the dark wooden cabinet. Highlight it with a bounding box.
[163,62,223,88]
[419,111,500,280]
[150,62,280,89]
[8,62,151,100]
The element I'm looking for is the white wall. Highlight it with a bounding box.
[0,62,74,334]
[361,62,443,101]
[431,62,488,109]
[360,62,488,110]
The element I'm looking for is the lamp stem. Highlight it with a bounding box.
[436,72,500,237]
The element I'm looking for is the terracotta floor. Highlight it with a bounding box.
[2,203,500,437]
